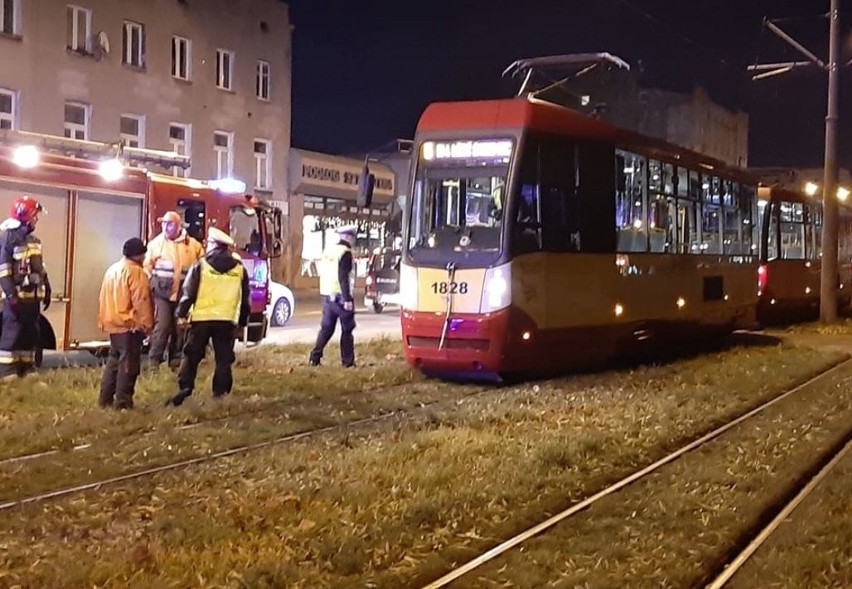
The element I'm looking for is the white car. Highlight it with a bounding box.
[267,280,296,327]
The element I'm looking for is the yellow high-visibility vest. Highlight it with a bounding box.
[189,260,244,324]
[318,242,353,297]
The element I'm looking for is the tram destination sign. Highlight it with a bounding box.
[421,139,513,163]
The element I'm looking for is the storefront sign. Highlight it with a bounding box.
[290,149,396,204]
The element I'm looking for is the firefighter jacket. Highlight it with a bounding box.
[177,248,250,326]
[144,230,203,302]
[318,241,354,300]
[0,218,50,305]
[98,257,155,335]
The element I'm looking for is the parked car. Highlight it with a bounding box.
[267,280,296,326]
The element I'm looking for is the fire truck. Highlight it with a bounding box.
[0,131,281,359]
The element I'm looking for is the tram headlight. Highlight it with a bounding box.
[399,262,418,310]
[481,264,511,313]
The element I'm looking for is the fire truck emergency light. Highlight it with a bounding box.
[209,178,247,194]
[99,158,124,181]
[12,145,40,169]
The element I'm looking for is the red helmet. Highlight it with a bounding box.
[11,195,44,223]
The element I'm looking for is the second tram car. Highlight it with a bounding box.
[400,98,761,378]
[756,186,852,323]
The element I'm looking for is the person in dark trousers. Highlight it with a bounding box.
[97,238,154,409]
[0,195,50,380]
[309,224,357,367]
[144,211,203,367]
[165,227,249,407]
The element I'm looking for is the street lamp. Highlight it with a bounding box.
[804,181,819,196]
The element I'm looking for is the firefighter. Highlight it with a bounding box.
[165,227,249,407]
[0,195,50,380]
[309,224,357,368]
[97,238,155,409]
[144,211,203,367]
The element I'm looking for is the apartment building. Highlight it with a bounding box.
[0,0,291,201]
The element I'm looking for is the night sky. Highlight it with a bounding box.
[287,0,852,170]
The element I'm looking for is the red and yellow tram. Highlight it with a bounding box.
[400,98,761,378]
[756,186,852,323]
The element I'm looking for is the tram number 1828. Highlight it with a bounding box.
[430,281,469,295]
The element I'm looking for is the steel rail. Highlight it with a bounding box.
[0,381,502,511]
[0,378,435,468]
[704,435,852,589]
[419,359,851,589]
[0,413,395,511]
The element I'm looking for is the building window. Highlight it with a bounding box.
[256,60,270,100]
[213,131,234,179]
[122,20,145,68]
[120,114,145,148]
[1,0,19,36]
[169,122,191,177]
[66,5,91,53]
[0,88,16,130]
[171,36,191,81]
[64,102,89,140]
[254,139,271,189]
[216,49,233,91]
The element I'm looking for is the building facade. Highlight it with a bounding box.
[557,70,749,168]
[0,0,291,260]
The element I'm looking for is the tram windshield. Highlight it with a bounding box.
[408,139,512,265]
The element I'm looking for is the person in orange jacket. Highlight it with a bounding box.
[98,238,155,409]
[143,211,203,367]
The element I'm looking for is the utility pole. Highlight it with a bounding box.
[748,1,843,322]
[821,0,841,322]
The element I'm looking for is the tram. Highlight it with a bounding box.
[756,186,852,323]
[399,98,761,378]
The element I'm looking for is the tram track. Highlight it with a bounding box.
[703,434,852,589]
[417,358,852,589]
[0,379,506,512]
[0,377,427,468]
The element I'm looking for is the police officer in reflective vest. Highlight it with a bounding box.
[144,211,204,367]
[0,196,51,379]
[165,228,249,406]
[309,224,357,367]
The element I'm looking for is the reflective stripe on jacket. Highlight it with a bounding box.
[189,260,244,324]
[0,218,49,302]
[319,242,353,297]
[143,231,203,301]
[98,257,155,334]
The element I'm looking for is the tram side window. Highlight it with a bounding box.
[740,184,757,254]
[648,194,673,253]
[780,202,805,260]
[512,140,542,254]
[677,199,700,254]
[540,136,579,252]
[722,183,746,254]
[811,205,823,258]
[512,135,579,254]
[615,150,647,252]
[702,202,722,254]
